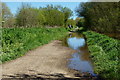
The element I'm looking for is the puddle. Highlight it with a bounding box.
[66,32,96,76]
[68,53,95,76]
[67,37,85,50]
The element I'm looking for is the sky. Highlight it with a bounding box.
[5,2,81,19]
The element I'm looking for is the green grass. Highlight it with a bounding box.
[83,31,120,80]
[1,27,67,63]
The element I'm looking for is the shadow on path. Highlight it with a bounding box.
[2,73,102,80]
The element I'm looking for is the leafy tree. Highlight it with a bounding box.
[11,3,72,27]
[76,2,120,33]
[42,9,64,26]
[59,6,73,27]
[43,5,73,26]
[16,3,46,27]
[40,5,66,26]
[2,3,15,27]
[67,19,76,26]
[2,3,12,21]
[37,10,46,25]
[75,17,85,27]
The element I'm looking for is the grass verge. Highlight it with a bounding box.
[83,31,120,80]
[1,27,67,63]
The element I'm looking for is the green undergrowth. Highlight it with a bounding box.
[1,27,67,63]
[83,31,120,80]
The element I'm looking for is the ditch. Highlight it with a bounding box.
[63,32,97,77]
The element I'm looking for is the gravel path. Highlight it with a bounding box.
[1,40,81,79]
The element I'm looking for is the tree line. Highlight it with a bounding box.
[76,2,120,33]
[2,2,119,33]
[2,3,75,27]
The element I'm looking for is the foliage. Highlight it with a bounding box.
[2,3,12,21]
[83,31,120,80]
[60,6,73,27]
[40,4,73,27]
[2,3,15,27]
[75,18,85,28]
[16,4,73,27]
[16,4,46,27]
[1,27,67,63]
[66,19,76,26]
[76,2,120,33]
[42,9,64,26]
[2,3,73,27]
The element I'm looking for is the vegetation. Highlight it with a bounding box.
[75,17,85,28]
[16,4,46,27]
[1,27,67,63]
[76,2,120,33]
[1,2,72,63]
[2,3,73,27]
[66,19,76,26]
[83,31,120,80]
[2,3,15,27]
[41,8,64,26]
[76,2,120,79]
[1,2,120,79]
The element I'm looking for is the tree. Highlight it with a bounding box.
[59,6,73,27]
[15,3,73,27]
[67,19,76,27]
[76,2,120,33]
[2,3,15,27]
[40,5,65,27]
[45,5,73,26]
[42,9,64,26]
[2,3,12,21]
[16,3,46,27]
[75,17,85,27]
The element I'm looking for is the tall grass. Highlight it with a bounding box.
[1,27,67,63]
[83,31,120,80]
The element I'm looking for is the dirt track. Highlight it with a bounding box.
[1,40,81,79]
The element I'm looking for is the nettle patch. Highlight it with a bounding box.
[83,31,119,80]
